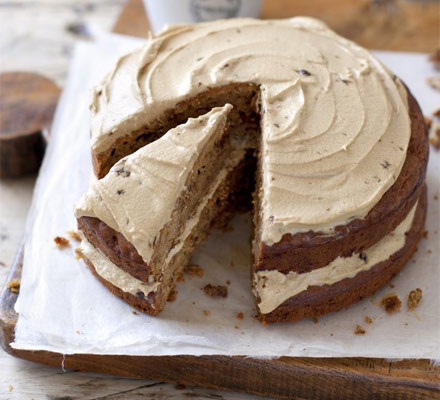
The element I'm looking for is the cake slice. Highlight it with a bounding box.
[75,105,248,314]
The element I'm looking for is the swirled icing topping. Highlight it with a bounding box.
[90,17,411,243]
[76,105,232,264]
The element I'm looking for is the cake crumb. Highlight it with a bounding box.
[176,383,186,390]
[176,271,184,282]
[7,279,20,294]
[184,264,203,278]
[132,311,138,315]
[203,284,228,298]
[226,280,231,285]
[67,230,81,241]
[422,230,429,239]
[203,309,210,316]
[427,76,440,92]
[167,288,178,302]
[389,284,395,289]
[8,385,12,392]
[330,333,334,337]
[354,325,366,335]
[234,325,240,329]
[74,247,83,260]
[428,110,440,149]
[381,294,402,314]
[221,223,234,232]
[408,288,423,310]
[430,48,440,70]
[313,317,319,324]
[425,116,433,130]
[54,236,70,248]
[236,312,244,320]
[364,316,373,324]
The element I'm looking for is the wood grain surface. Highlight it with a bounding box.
[0,72,60,178]
[113,0,439,53]
[0,72,60,139]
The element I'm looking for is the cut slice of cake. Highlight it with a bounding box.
[77,17,429,323]
[75,105,249,314]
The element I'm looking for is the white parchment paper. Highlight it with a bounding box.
[12,33,440,358]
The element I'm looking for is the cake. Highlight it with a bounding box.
[76,17,429,323]
[75,105,252,314]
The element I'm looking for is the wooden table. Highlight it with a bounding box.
[1,0,438,399]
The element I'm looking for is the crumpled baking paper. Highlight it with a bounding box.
[12,33,440,359]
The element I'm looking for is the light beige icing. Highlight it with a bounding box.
[79,232,160,300]
[76,105,232,265]
[254,201,418,314]
[90,17,411,244]
[78,149,247,298]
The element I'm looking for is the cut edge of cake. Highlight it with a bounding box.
[75,105,255,313]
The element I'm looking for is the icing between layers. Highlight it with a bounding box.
[79,232,159,300]
[254,201,418,314]
[76,105,232,265]
[90,17,411,244]
[79,149,247,299]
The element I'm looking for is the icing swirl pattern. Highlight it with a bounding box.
[90,17,411,244]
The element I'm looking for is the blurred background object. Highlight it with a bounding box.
[143,0,263,34]
[0,0,125,86]
[0,72,60,178]
[115,0,439,52]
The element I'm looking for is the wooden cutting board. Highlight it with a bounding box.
[1,1,439,399]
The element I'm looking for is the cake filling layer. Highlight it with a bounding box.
[91,17,411,243]
[254,200,418,314]
[79,232,159,298]
[79,149,247,299]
